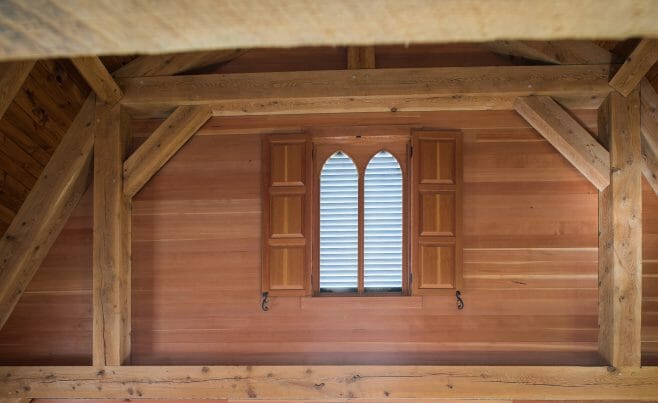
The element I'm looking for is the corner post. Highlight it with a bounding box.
[597,89,642,367]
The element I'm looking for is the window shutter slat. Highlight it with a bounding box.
[364,151,403,291]
[319,151,359,291]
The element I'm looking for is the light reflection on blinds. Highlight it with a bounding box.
[364,151,403,290]
[319,151,358,291]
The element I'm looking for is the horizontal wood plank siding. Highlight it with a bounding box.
[0,110,610,365]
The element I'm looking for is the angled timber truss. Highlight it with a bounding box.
[0,36,657,401]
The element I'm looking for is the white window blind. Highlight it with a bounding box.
[364,151,403,290]
[319,151,358,291]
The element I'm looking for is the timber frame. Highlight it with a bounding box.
[0,42,658,400]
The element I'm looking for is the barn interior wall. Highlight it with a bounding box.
[0,45,656,366]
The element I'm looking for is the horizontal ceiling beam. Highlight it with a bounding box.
[0,365,657,400]
[0,1,657,61]
[118,65,613,118]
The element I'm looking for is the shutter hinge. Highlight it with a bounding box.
[409,145,413,158]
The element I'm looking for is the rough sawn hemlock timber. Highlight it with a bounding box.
[0,365,658,400]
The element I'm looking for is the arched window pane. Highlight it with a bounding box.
[364,151,403,291]
[319,151,358,291]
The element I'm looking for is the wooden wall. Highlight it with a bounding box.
[644,178,658,365]
[0,45,656,366]
[125,110,602,365]
[0,60,89,235]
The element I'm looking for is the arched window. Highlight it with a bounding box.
[364,151,403,291]
[319,151,359,292]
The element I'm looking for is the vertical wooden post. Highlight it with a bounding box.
[93,102,131,366]
[347,47,375,69]
[598,89,642,368]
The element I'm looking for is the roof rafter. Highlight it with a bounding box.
[71,57,123,105]
[484,40,614,64]
[0,61,34,120]
[113,49,246,78]
[609,39,658,96]
[0,96,95,330]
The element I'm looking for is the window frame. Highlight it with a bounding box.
[311,134,410,297]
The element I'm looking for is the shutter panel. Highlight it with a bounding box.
[262,134,312,296]
[411,130,462,294]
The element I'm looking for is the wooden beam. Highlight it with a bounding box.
[1,399,30,403]
[0,60,34,119]
[1,1,657,61]
[117,65,613,118]
[641,78,658,194]
[93,102,131,366]
[123,105,212,197]
[485,40,614,64]
[514,96,610,190]
[0,96,94,330]
[0,365,657,400]
[598,89,643,368]
[609,39,658,97]
[113,49,246,78]
[347,46,375,69]
[71,57,123,105]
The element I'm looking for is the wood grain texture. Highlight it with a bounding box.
[71,57,122,105]
[0,398,30,403]
[123,105,212,198]
[346,47,375,69]
[641,78,658,194]
[121,111,601,366]
[0,59,90,237]
[1,365,658,400]
[92,103,130,366]
[0,96,94,330]
[113,49,246,78]
[598,90,643,367]
[610,39,658,97]
[262,134,312,296]
[642,178,658,365]
[0,188,93,365]
[0,0,657,61]
[411,130,462,293]
[0,112,603,365]
[117,65,612,118]
[0,61,34,119]
[484,41,614,64]
[515,96,610,190]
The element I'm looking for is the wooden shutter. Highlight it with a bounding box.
[262,134,312,296]
[411,130,462,294]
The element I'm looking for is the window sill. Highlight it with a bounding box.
[300,295,422,311]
